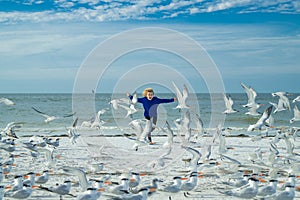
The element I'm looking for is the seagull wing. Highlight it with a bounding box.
[62,166,88,191]
[32,107,51,118]
[172,82,183,105]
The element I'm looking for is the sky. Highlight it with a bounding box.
[0,0,300,94]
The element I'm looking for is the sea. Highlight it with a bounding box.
[1,93,299,137]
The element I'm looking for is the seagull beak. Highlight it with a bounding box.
[181,177,189,181]
[32,185,39,189]
[140,172,147,176]
[149,187,157,192]
[258,178,267,183]
[104,180,112,185]
[5,185,12,189]
[97,188,105,192]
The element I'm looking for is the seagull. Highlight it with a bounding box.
[129,119,144,137]
[160,176,182,193]
[117,104,137,118]
[161,121,174,149]
[91,108,108,129]
[292,95,300,103]
[221,174,251,188]
[107,178,130,195]
[245,103,262,116]
[247,105,273,131]
[192,113,204,140]
[257,179,278,197]
[181,172,198,191]
[149,147,172,168]
[267,184,295,200]
[1,122,22,139]
[217,177,259,198]
[62,166,89,191]
[6,183,38,199]
[172,82,189,109]
[109,98,131,110]
[270,92,291,113]
[32,107,76,123]
[109,188,149,200]
[23,172,36,186]
[241,83,258,108]
[290,105,300,123]
[222,94,238,114]
[183,146,202,172]
[67,117,80,144]
[0,97,15,106]
[5,175,23,192]
[129,172,142,189]
[39,180,72,198]
[35,170,50,184]
[76,187,104,200]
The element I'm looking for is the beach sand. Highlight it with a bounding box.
[1,128,300,199]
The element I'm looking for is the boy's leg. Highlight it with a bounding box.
[148,117,157,143]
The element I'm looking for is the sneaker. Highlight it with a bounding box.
[149,142,155,145]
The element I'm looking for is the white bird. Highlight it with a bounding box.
[109,98,131,110]
[247,105,273,131]
[292,95,300,103]
[267,184,295,200]
[149,147,172,168]
[181,172,198,191]
[67,117,80,144]
[160,176,182,193]
[241,83,258,108]
[6,175,23,192]
[245,103,262,116]
[183,146,202,172]
[107,178,130,195]
[257,179,278,197]
[7,184,37,199]
[0,97,15,106]
[1,122,22,139]
[270,92,291,113]
[290,105,300,123]
[76,187,104,200]
[129,172,142,189]
[172,82,189,109]
[110,188,149,200]
[217,177,259,198]
[39,180,72,197]
[23,172,36,186]
[91,108,108,129]
[32,107,76,123]
[35,170,50,184]
[223,94,238,114]
[117,104,137,118]
[192,113,204,140]
[128,119,144,137]
[161,121,174,149]
[221,174,251,188]
[62,166,89,191]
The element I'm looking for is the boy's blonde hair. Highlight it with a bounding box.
[142,88,154,97]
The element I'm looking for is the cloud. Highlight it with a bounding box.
[0,0,299,24]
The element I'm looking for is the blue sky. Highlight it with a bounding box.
[0,0,300,93]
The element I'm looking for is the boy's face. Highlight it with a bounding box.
[146,92,154,100]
